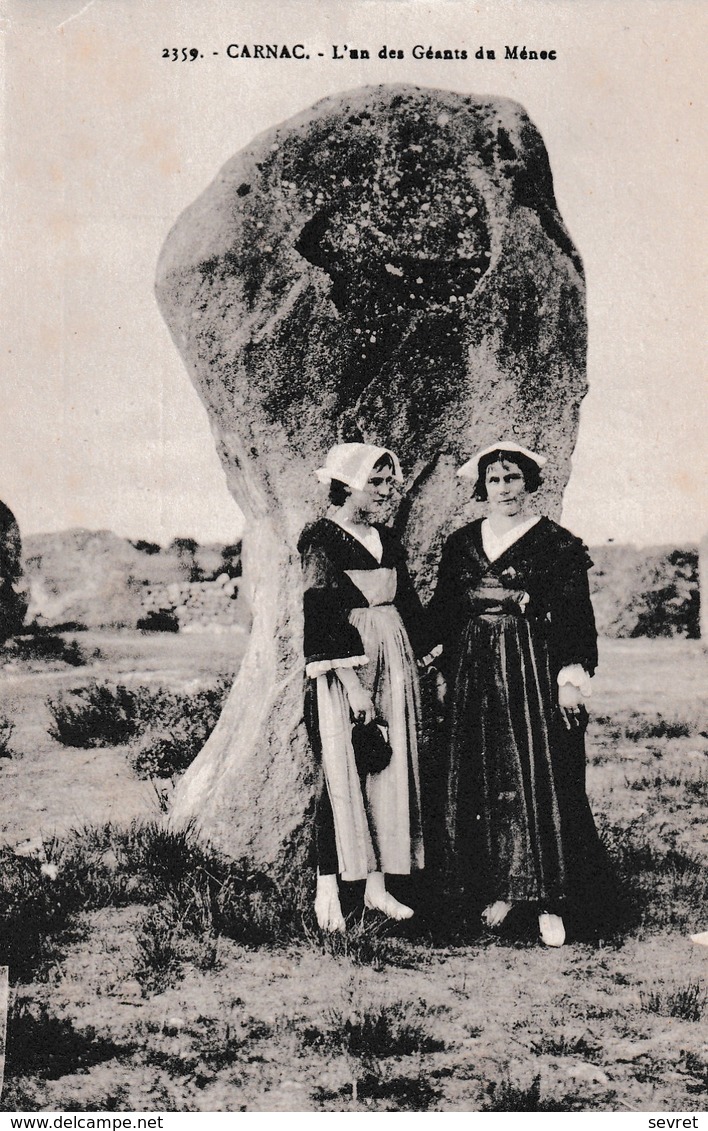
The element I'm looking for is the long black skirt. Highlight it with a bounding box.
[445,612,613,929]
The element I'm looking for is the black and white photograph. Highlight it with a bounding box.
[1,0,706,1117]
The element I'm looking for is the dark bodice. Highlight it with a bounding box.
[298,518,431,667]
[428,517,598,676]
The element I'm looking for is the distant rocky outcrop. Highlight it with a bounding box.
[140,575,241,634]
[23,529,246,632]
[21,526,699,641]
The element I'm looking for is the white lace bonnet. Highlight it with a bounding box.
[314,443,403,492]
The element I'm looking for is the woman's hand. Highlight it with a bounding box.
[346,682,375,724]
[435,670,447,705]
[336,666,375,724]
[558,681,587,730]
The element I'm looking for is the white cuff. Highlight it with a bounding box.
[557,664,592,698]
[306,654,369,679]
[418,644,443,669]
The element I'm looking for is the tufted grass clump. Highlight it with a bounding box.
[530,1030,603,1061]
[0,819,305,984]
[482,1075,586,1112]
[56,819,299,944]
[300,999,445,1062]
[133,902,219,994]
[312,916,420,971]
[640,982,707,1023]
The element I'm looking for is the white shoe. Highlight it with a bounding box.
[690,931,708,947]
[364,872,414,921]
[539,913,565,947]
[315,873,346,933]
[482,900,513,928]
[364,891,414,920]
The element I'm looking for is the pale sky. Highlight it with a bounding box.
[2,0,706,547]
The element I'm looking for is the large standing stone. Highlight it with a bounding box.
[155,84,587,868]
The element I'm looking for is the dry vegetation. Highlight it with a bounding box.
[0,631,706,1113]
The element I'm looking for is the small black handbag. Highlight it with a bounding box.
[351,718,393,776]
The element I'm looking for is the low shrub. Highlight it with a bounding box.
[47,683,155,747]
[127,681,229,779]
[46,679,229,755]
[2,632,88,668]
[23,634,86,666]
[136,609,180,633]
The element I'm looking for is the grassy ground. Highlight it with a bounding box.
[0,632,706,1113]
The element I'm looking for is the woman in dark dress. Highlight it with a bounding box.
[299,443,436,933]
[429,441,611,947]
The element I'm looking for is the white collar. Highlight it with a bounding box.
[481,515,540,562]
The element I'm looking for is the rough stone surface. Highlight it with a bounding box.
[155,84,587,868]
[0,500,26,642]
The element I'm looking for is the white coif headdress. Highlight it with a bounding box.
[314,443,403,492]
[457,440,547,481]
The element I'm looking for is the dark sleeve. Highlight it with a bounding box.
[299,526,366,674]
[545,540,599,676]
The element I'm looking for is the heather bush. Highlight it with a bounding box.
[47,683,156,747]
[9,632,88,667]
[127,681,229,779]
[46,679,229,757]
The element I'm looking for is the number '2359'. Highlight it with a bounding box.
[162,48,201,61]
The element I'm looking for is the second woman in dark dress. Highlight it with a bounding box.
[429,442,612,947]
